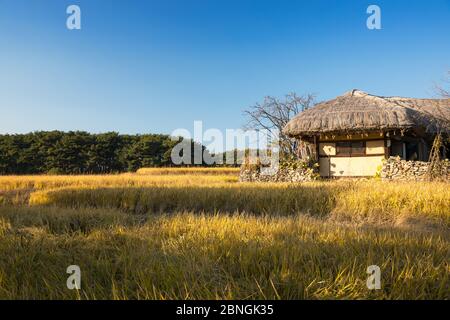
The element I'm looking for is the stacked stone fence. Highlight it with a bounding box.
[239,156,450,182]
[239,159,319,183]
[380,156,450,181]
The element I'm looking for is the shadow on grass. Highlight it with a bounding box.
[29,185,337,217]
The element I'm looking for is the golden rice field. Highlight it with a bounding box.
[0,168,448,299]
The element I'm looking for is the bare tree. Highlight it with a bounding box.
[243,92,316,156]
[435,70,450,98]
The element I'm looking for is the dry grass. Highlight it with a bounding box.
[0,173,239,191]
[0,168,448,299]
[136,167,240,175]
[25,180,450,229]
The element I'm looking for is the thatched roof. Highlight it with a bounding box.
[283,90,450,137]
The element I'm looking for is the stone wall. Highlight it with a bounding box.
[239,165,319,183]
[381,156,450,181]
[240,156,450,182]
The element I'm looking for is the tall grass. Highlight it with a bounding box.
[136,167,240,175]
[27,181,450,229]
[0,173,238,191]
[0,169,448,299]
[0,208,447,299]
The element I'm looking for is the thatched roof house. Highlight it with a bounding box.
[284,90,450,177]
[284,89,450,136]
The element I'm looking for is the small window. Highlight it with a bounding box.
[336,142,352,156]
[405,141,419,161]
[390,141,404,158]
[336,141,366,156]
[351,141,366,156]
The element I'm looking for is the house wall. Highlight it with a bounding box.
[366,140,385,155]
[320,156,385,177]
[319,143,336,156]
[318,139,386,177]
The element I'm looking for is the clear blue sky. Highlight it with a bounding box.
[0,0,449,135]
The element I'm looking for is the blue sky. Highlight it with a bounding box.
[0,0,449,136]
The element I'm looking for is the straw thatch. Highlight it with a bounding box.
[283,90,450,137]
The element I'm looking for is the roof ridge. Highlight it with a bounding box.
[344,89,447,101]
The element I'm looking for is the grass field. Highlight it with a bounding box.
[0,168,448,299]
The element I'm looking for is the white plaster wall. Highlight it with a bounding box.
[320,156,385,177]
[366,140,385,155]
